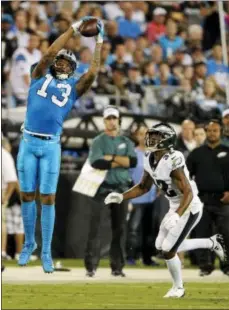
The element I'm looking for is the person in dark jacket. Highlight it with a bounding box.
[187,120,229,276]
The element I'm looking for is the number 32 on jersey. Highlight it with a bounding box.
[37,74,71,107]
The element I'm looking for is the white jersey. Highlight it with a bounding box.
[144,150,202,213]
[9,47,41,100]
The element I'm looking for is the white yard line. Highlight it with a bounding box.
[2,267,229,284]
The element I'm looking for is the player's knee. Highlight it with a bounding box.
[161,239,173,253]
[155,237,163,251]
[21,192,36,202]
[162,251,176,260]
[40,194,55,205]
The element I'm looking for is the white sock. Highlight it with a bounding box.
[165,255,183,289]
[177,239,212,253]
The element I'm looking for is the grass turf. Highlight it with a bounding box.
[4,258,201,269]
[2,283,229,309]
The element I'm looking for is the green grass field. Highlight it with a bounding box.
[3,283,229,309]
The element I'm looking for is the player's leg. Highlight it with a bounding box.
[17,138,38,265]
[109,200,128,276]
[160,211,202,298]
[39,140,61,273]
[176,209,225,262]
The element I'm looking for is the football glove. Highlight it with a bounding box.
[104,192,123,205]
[71,16,95,34]
[96,20,104,43]
[164,212,180,230]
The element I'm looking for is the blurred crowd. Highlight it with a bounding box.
[1,1,229,121]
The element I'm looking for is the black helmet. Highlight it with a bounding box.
[145,123,177,152]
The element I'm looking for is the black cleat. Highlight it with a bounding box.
[1,265,5,272]
[86,270,95,277]
[111,270,126,277]
[199,269,213,277]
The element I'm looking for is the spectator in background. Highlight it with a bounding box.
[7,10,29,48]
[222,109,229,147]
[117,2,141,39]
[132,48,145,67]
[136,35,151,59]
[126,124,159,267]
[77,46,92,75]
[126,64,145,113]
[2,137,19,261]
[48,14,70,44]
[172,46,193,67]
[84,106,137,277]
[187,24,203,50]
[176,119,196,159]
[154,62,179,86]
[194,125,207,147]
[207,44,229,89]
[146,7,166,43]
[110,43,130,72]
[191,46,205,64]
[158,19,184,60]
[131,1,148,32]
[187,120,229,276]
[142,61,156,86]
[105,21,124,53]
[192,60,207,96]
[192,79,222,122]
[9,32,41,106]
[200,1,220,52]
[1,14,17,89]
[151,44,163,66]
[124,38,136,63]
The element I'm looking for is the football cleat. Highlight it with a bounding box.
[41,253,54,273]
[111,270,126,277]
[210,234,227,262]
[163,286,185,298]
[18,243,37,266]
[86,270,95,277]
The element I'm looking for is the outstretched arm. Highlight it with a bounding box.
[76,21,104,97]
[104,170,154,205]
[123,170,154,200]
[32,17,92,79]
[31,27,74,79]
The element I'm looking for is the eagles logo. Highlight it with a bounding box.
[172,156,182,169]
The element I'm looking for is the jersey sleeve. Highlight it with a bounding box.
[169,151,185,173]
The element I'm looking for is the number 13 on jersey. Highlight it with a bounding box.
[37,74,72,107]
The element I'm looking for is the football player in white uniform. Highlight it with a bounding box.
[105,123,226,298]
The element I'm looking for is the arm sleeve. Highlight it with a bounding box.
[91,159,112,170]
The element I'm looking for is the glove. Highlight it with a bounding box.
[104,192,123,205]
[96,20,104,44]
[71,16,95,34]
[164,212,180,230]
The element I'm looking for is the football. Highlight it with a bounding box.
[79,18,99,37]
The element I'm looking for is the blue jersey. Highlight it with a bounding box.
[24,72,79,135]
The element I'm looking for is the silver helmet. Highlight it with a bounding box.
[52,49,77,80]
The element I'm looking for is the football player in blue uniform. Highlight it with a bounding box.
[17,17,104,273]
